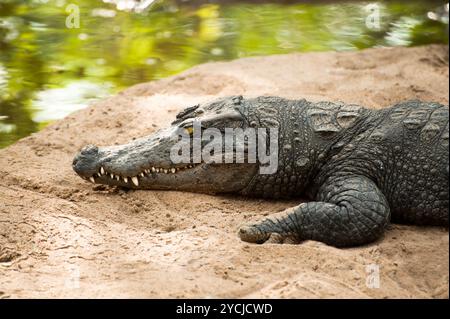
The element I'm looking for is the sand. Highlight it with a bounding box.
[0,45,448,299]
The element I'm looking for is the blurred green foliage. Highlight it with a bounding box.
[0,0,448,148]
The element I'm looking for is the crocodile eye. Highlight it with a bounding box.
[181,121,204,135]
[185,126,194,135]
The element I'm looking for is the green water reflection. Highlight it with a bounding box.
[0,0,448,148]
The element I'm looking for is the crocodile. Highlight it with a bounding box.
[72,96,449,247]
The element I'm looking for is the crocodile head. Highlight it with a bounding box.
[72,96,264,194]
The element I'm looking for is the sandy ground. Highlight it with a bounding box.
[0,45,448,299]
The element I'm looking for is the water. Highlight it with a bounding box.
[0,0,448,148]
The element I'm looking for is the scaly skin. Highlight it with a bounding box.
[73,96,449,247]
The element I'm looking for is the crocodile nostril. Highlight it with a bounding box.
[80,144,99,156]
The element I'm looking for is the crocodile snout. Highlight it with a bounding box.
[72,144,100,177]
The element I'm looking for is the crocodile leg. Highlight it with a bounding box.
[239,175,391,247]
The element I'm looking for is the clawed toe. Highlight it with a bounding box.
[265,232,284,244]
[238,225,270,244]
[263,233,300,244]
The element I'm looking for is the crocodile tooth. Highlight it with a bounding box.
[131,176,139,186]
[171,168,176,173]
[110,173,113,178]
[164,169,168,174]
[89,176,95,183]
[123,177,128,183]
[115,175,120,181]
[155,168,159,173]
[140,172,145,177]
[100,167,105,175]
